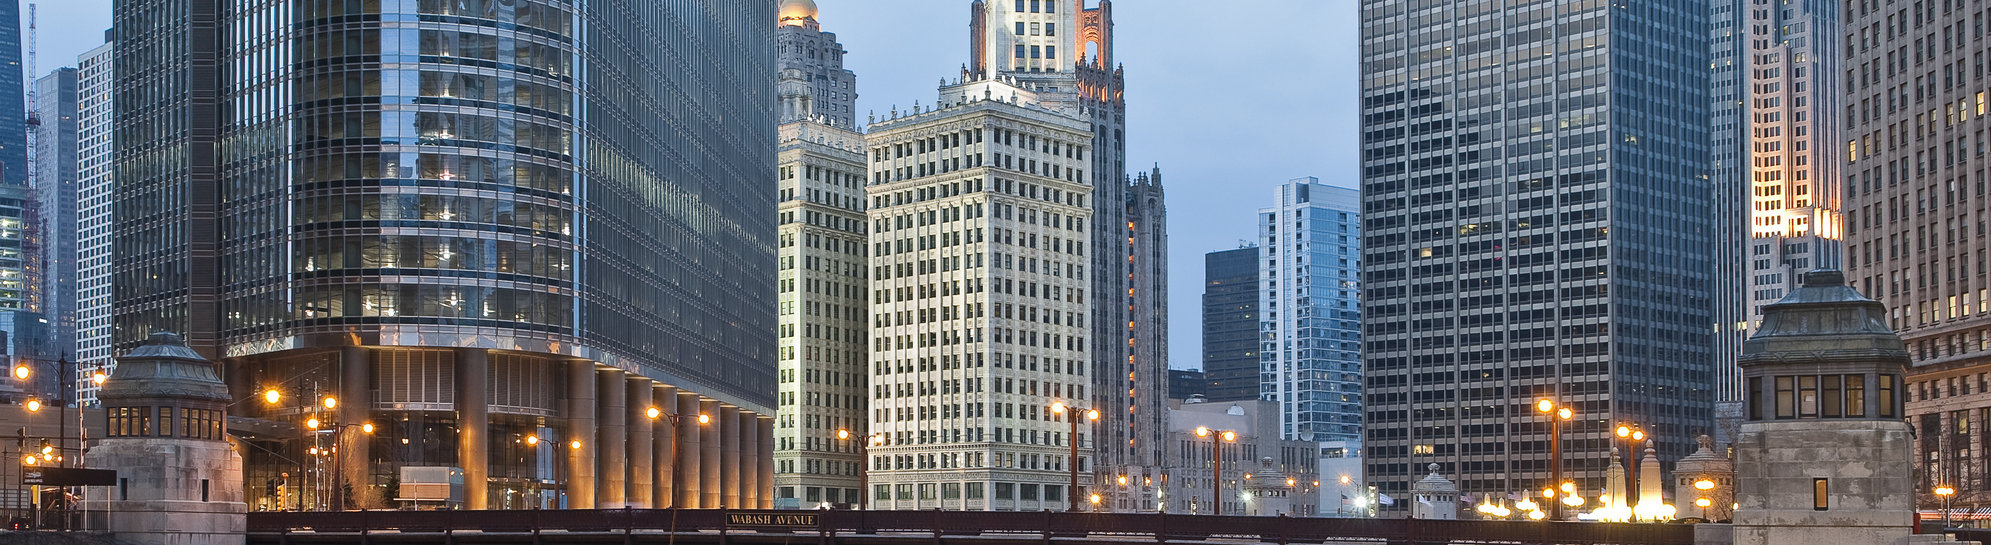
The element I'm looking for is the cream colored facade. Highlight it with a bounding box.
[774,120,870,508]
[772,0,871,510]
[864,77,1093,510]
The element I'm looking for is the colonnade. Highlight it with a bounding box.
[236,346,775,510]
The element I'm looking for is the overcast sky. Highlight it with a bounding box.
[33,0,1362,371]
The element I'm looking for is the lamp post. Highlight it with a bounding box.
[1535,399,1574,521]
[306,415,373,511]
[1615,424,1645,498]
[1693,479,1716,521]
[647,409,710,508]
[836,428,883,510]
[1936,486,1957,530]
[1049,402,1100,512]
[1194,426,1238,515]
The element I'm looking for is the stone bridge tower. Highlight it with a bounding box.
[1732,271,1913,545]
[83,332,245,545]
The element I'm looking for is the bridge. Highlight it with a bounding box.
[247,509,1697,545]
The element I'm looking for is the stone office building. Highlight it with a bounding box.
[864,74,1095,510]
[113,0,780,509]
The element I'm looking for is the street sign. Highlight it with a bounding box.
[725,511,819,529]
[21,468,116,486]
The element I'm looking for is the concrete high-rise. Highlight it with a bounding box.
[1258,179,1361,443]
[771,0,870,510]
[1843,0,1991,506]
[112,0,778,510]
[1707,0,1843,444]
[864,75,1094,510]
[73,38,111,406]
[32,67,78,388]
[1358,0,1715,512]
[967,0,1169,478]
[1202,246,1261,402]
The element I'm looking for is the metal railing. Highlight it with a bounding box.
[248,508,1698,545]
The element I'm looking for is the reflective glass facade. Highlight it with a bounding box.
[1202,246,1262,402]
[1257,180,1362,443]
[1358,0,1715,512]
[113,0,777,510]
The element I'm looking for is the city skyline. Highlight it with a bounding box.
[21,1,1362,372]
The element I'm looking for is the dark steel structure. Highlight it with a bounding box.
[247,509,1696,545]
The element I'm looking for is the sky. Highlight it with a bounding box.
[30,0,1364,371]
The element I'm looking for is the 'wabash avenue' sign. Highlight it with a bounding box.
[726,511,819,529]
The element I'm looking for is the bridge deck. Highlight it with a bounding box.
[246,509,1696,545]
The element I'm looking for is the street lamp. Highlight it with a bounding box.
[653,410,711,507]
[1536,398,1574,520]
[836,428,884,510]
[1049,401,1100,512]
[1936,486,1958,529]
[305,419,374,511]
[1615,424,1645,495]
[1195,426,1238,515]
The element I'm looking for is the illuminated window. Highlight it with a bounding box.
[1812,478,1828,511]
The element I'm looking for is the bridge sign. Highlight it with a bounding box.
[725,511,819,529]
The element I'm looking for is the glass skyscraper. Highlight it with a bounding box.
[1358,0,1716,512]
[112,0,778,511]
[1202,246,1262,403]
[1257,179,1361,443]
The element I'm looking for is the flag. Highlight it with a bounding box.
[1379,493,1396,506]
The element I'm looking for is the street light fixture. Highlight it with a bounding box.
[263,388,282,405]
[12,364,27,381]
[1936,485,1958,530]
[1049,401,1100,512]
[1615,424,1646,495]
[836,428,884,510]
[1195,426,1239,515]
[1536,398,1575,520]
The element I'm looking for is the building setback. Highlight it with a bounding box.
[1843,0,1991,508]
[1258,179,1362,443]
[112,0,779,510]
[1202,246,1261,402]
[772,0,870,510]
[1707,0,1843,443]
[865,76,1094,510]
[1357,0,1715,511]
[73,38,111,406]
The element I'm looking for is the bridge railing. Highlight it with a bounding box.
[248,508,1698,545]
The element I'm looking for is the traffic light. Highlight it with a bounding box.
[13,427,22,448]
[266,479,277,497]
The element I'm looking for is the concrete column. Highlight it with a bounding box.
[627,377,654,508]
[339,346,372,509]
[678,392,703,507]
[720,405,741,508]
[566,361,597,509]
[740,411,760,508]
[455,348,490,510]
[701,399,723,508]
[757,415,775,508]
[597,369,628,508]
[654,385,678,507]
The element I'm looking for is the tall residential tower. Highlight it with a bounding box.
[73,38,111,405]
[1258,179,1362,443]
[1358,0,1715,510]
